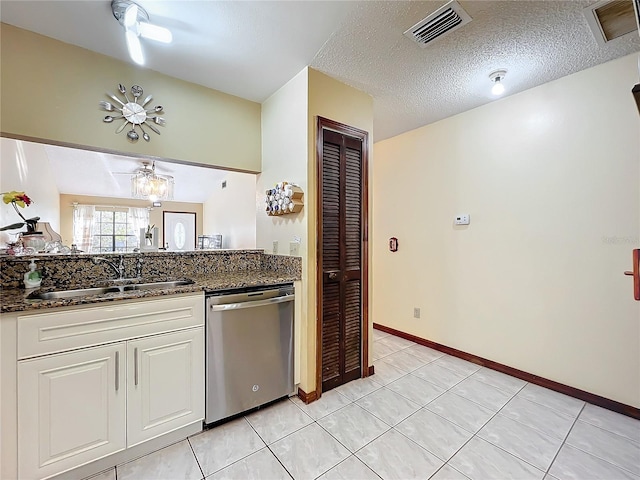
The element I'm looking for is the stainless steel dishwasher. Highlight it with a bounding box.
[204,284,295,425]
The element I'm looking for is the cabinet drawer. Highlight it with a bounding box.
[18,294,204,359]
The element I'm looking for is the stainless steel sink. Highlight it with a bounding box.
[27,280,196,300]
[123,280,196,291]
[29,286,122,300]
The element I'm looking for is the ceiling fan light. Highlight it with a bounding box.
[123,3,138,28]
[139,22,172,43]
[125,29,144,65]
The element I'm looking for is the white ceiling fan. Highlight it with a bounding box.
[111,0,172,66]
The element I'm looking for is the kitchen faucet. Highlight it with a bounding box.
[92,255,126,280]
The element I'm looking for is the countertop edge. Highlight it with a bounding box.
[1,271,301,314]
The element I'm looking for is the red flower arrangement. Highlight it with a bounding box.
[1,191,40,232]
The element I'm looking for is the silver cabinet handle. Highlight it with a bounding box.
[208,294,294,312]
[115,351,120,391]
[134,347,139,386]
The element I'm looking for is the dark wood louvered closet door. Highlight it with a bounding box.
[318,119,368,393]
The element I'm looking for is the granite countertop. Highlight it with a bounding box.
[1,269,300,314]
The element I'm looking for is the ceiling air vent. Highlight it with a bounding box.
[403,0,472,48]
[584,0,639,45]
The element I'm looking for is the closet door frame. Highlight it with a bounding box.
[315,116,370,398]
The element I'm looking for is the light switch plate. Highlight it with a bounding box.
[455,214,470,225]
[272,240,278,254]
[289,242,300,256]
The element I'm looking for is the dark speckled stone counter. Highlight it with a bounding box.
[0,250,301,313]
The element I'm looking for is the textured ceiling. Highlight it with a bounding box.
[311,0,640,139]
[1,1,639,141]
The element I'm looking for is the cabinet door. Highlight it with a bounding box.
[18,343,126,479]
[127,327,204,447]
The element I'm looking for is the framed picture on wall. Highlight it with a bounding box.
[163,211,196,251]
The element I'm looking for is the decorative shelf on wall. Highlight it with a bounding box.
[264,182,303,216]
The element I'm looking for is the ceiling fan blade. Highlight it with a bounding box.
[125,29,144,65]
[139,22,172,43]
[123,4,138,28]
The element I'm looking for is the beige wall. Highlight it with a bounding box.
[1,24,261,172]
[372,54,640,407]
[59,194,203,249]
[306,68,374,392]
[0,139,60,244]
[203,171,257,249]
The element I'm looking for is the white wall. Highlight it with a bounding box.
[373,53,640,407]
[257,68,309,257]
[258,68,310,388]
[0,139,60,244]
[203,171,257,249]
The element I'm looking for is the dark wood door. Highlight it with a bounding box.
[317,118,369,393]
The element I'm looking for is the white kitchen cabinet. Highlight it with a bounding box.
[18,343,127,480]
[10,293,205,480]
[127,328,204,447]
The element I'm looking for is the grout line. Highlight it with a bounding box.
[545,402,585,475]
[308,391,395,464]
[186,436,206,479]
[556,414,640,477]
[468,368,529,396]
[428,371,534,475]
[514,385,586,419]
[264,443,295,480]
[455,380,564,475]
[427,463,470,480]
[242,411,295,479]
[444,386,518,413]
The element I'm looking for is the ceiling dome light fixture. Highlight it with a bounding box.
[489,69,507,96]
[112,0,172,66]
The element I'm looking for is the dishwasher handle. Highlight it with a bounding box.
[208,294,294,312]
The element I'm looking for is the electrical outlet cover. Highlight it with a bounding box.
[454,214,470,225]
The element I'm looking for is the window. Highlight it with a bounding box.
[72,205,149,253]
[92,209,139,253]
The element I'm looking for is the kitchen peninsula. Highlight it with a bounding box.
[1,249,301,313]
[0,249,301,480]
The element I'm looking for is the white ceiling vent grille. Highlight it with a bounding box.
[584,0,639,46]
[403,0,472,48]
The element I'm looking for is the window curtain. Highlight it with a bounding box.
[72,205,95,253]
[129,207,150,249]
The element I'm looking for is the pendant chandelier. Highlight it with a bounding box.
[130,161,174,201]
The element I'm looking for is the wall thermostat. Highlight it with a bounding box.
[455,214,470,225]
